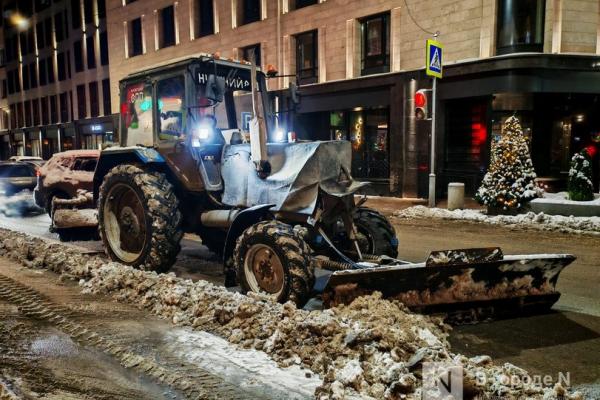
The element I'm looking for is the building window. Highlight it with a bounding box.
[86,34,96,69]
[6,72,13,95]
[496,0,545,55]
[100,31,109,65]
[10,104,16,129]
[84,0,93,24]
[50,95,58,124]
[41,97,49,125]
[22,65,30,90]
[74,40,84,72]
[46,57,55,83]
[242,0,261,25]
[19,32,29,55]
[57,52,66,81]
[295,30,318,84]
[293,0,317,10]
[32,99,40,126]
[129,17,143,57]
[55,13,65,42]
[71,0,82,29]
[77,84,86,119]
[24,101,32,127]
[102,78,111,115]
[44,17,52,47]
[98,0,106,19]
[159,5,176,49]
[60,92,69,122]
[1,80,6,99]
[35,0,51,12]
[241,43,261,66]
[89,81,99,117]
[17,103,24,128]
[67,51,72,78]
[196,0,214,38]
[360,13,390,76]
[29,63,37,88]
[39,60,47,86]
[36,21,45,49]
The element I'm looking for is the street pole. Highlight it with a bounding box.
[428,76,437,207]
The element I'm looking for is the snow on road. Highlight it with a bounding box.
[395,205,600,235]
[167,329,321,399]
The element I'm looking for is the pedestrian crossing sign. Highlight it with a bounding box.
[426,39,443,78]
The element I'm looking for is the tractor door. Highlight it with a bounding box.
[153,73,205,192]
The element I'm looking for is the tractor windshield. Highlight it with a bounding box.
[190,61,270,141]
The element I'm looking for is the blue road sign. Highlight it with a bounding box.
[241,112,252,131]
[426,39,443,78]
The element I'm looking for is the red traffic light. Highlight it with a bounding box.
[415,91,427,108]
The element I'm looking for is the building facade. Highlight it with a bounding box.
[0,0,115,160]
[3,0,599,199]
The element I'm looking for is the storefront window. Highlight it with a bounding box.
[444,98,490,194]
[83,134,103,150]
[496,0,545,55]
[329,108,389,180]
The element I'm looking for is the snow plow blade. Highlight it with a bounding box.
[321,248,575,320]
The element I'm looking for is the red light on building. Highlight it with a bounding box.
[585,144,597,158]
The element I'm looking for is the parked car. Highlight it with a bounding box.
[34,150,100,214]
[0,161,38,195]
[9,156,43,162]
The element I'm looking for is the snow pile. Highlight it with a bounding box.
[534,192,600,205]
[0,229,583,400]
[395,206,600,236]
[0,190,44,217]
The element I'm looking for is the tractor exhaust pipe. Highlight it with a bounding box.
[200,209,241,229]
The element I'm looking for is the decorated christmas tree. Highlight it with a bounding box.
[476,116,540,211]
[568,149,594,201]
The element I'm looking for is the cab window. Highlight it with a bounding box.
[121,82,153,146]
[157,76,185,140]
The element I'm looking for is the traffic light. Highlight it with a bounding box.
[415,89,429,120]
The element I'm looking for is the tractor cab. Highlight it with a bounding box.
[118,55,273,193]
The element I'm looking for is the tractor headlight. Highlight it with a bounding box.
[274,128,285,142]
[192,125,212,147]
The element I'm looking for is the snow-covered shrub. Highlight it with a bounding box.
[476,116,540,211]
[568,149,594,201]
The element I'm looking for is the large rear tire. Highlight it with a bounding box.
[354,207,398,258]
[98,164,183,273]
[234,221,315,307]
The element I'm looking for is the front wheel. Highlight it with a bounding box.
[234,221,315,307]
[98,164,183,273]
[353,207,398,258]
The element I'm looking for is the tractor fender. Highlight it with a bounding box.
[93,147,166,201]
[223,204,275,265]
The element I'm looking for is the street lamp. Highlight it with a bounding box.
[8,12,30,31]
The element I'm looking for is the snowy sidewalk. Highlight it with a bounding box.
[394,206,600,236]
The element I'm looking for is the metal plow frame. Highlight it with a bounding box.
[321,250,575,321]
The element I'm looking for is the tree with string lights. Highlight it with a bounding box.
[568,149,594,201]
[476,116,540,212]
